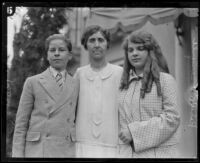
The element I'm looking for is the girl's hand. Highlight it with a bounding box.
[119,127,132,144]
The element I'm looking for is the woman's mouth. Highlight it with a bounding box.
[132,58,140,62]
[53,59,61,61]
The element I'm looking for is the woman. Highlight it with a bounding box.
[118,31,180,158]
[74,25,123,158]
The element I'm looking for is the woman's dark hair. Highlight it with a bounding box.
[45,34,72,52]
[120,30,169,98]
[81,25,110,50]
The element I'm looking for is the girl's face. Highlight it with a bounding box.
[127,41,148,74]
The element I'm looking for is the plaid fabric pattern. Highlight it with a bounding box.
[118,72,180,158]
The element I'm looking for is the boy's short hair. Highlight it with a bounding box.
[45,34,72,52]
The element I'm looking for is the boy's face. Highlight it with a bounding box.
[47,39,72,71]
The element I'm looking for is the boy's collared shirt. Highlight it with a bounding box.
[49,66,66,84]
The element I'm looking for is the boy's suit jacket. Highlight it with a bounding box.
[12,68,78,158]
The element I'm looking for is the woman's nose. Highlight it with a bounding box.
[94,40,100,47]
[54,49,60,56]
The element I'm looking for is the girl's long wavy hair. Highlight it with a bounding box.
[120,31,170,98]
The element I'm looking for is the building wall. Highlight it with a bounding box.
[175,15,197,158]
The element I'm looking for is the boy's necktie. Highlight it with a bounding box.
[56,72,63,90]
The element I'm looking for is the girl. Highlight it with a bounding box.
[118,31,180,158]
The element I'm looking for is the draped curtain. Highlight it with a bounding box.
[87,8,198,34]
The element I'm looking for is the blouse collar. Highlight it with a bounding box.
[85,63,113,81]
[129,69,143,82]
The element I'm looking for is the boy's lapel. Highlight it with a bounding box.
[38,68,60,101]
[52,73,75,114]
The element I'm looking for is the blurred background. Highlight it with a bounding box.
[6,6,198,158]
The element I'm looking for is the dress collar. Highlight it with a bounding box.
[85,63,113,81]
